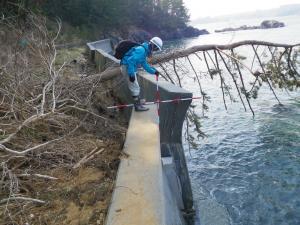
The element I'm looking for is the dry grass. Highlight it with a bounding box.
[0,15,127,225]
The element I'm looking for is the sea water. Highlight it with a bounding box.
[181,15,300,225]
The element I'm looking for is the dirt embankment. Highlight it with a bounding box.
[0,20,128,225]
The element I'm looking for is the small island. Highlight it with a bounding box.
[215,20,285,33]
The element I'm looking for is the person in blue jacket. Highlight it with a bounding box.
[120,37,163,111]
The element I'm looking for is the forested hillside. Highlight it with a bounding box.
[1,0,208,41]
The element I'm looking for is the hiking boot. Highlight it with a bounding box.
[134,103,149,111]
[134,98,149,112]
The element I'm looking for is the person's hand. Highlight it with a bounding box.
[154,70,160,76]
[129,75,135,82]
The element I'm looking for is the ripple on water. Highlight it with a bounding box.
[188,99,300,225]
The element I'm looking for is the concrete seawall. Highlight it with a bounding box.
[87,40,194,225]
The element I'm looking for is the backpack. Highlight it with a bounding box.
[114,40,141,60]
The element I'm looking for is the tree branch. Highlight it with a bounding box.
[0,196,45,204]
[152,40,300,64]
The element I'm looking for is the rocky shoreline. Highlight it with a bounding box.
[215,20,285,33]
[160,26,209,40]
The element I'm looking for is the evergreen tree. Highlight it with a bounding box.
[1,0,192,40]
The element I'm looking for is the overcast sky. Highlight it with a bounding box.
[184,0,300,19]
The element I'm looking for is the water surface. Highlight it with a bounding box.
[182,15,300,225]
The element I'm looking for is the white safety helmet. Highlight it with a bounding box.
[150,37,163,51]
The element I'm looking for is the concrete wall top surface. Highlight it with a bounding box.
[88,39,193,225]
[105,105,165,225]
[87,39,120,65]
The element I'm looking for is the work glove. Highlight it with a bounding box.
[154,70,160,76]
[129,75,135,82]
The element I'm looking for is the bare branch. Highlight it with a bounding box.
[186,56,206,116]
[0,197,45,205]
[0,116,83,155]
[73,148,105,169]
[0,113,52,145]
[231,49,255,116]
[17,173,58,180]
[158,63,176,84]
[203,51,213,79]
[205,51,229,110]
[172,59,182,87]
[251,45,282,104]
[217,49,247,111]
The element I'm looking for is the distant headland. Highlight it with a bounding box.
[215,20,285,33]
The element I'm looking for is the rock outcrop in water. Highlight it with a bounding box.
[260,20,285,29]
[160,26,209,40]
[215,20,285,33]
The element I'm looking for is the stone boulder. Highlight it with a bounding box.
[260,20,285,29]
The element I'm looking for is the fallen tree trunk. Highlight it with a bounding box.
[151,40,300,64]
[94,40,300,82]
[97,67,121,81]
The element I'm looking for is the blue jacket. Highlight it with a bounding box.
[121,42,156,77]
